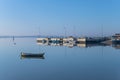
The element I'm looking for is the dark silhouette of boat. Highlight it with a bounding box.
[21,52,45,59]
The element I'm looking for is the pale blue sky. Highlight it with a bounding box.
[0,0,120,36]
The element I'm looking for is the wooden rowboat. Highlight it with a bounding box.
[21,52,45,59]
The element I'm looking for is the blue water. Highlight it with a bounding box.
[0,38,120,80]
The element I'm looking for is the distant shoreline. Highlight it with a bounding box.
[0,36,38,38]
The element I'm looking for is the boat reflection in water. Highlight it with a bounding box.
[112,44,120,49]
[37,37,120,49]
[21,52,45,59]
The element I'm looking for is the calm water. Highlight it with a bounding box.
[0,38,120,80]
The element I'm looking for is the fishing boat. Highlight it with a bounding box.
[21,52,45,59]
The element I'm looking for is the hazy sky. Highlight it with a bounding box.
[0,0,120,36]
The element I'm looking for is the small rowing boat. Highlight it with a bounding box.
[21,52,45,59]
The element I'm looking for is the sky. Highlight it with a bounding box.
[0,0,120,36]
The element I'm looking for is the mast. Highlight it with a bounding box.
[64,26,67,38]
[101,24,103,37]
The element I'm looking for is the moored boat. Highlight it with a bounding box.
[112,33,120,44]
[21,52,45,59]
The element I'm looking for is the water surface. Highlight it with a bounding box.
[0,38,120,80]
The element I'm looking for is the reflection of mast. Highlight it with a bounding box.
[101,46,103,56]
[13,36,14,41]
[64,46,67,57]
[13,36,16,45]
